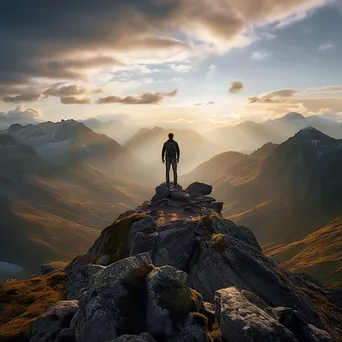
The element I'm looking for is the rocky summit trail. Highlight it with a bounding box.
[5,182,342,342]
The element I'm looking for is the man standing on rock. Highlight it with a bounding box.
[162,133,180,187]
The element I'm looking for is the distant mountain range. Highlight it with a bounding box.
[6,119,155,184]
[0,121,152,280]
[185,127,342,249]
[207,112,342,153]
[125,126,224,174]
[81,118,138,145]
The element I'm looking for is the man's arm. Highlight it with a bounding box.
[162,142,166,162]
[176,142,180,160]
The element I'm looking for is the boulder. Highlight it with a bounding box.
[55,328,75,342]
[151,184,170,204]
[211,202,223,214]
[30,300,79,342]
[65,264,104,300]
[169,325,213,342]
[162,198,191,208]
[71,285,127,342]
[131,218,157,234]
[215,287,297,342]
[271,307,331,342]
[152,220,198,270]
[96,255,111,266]
[109,333,156,341]
[88,253,152,295]
[241,289,269,311]
[129,231,159,257]
[72,254,155,342]
[186,183,212,197]
[145,266,202,338]
[170,188,191,202]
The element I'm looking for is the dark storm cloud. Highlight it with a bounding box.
[60,96,92,105]
[97,89,178,105]
[2,93,41,103]
[229,81,244,93]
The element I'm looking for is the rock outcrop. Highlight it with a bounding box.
[25,183,342,342]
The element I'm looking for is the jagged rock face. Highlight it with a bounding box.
[269,307,332,342]
[110,333,156,341]
[215,287,297,342]
[29,182,340,342]
[30,300,79,342]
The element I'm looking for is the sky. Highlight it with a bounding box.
[0,0,342,130]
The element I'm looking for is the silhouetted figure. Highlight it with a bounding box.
[162,133,180,187]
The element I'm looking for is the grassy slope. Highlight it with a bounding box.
[269,217,342,289]
[0,165,150,280]
[0,271,66,341]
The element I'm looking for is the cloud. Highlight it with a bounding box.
[248,89,297,103]
[169,64,192,73]
[318,43,335,51]
[249,97,279,104]
[0,0,328,92]
[229,81,244,93]
[2,93,41,103]
[249,86,342,104]
[260,32,276,40]
[195,101,215,106]
[275,11,308,28]
[60,96,92,105]
[44,83,89,97]
[250,51,269,60]
[97,89,178,105]
[0,106,41,129]
[247,85,342,121]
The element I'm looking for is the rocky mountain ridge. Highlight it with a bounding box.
[184,128,342,249]
[3,182,341,341]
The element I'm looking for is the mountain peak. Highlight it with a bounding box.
[295,126,330,139]
[281,112,305,121]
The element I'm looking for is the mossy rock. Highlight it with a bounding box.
[200,216,216,237]
[156,282,203,322]
[211,234,229,253]
[102,212,150,263]
[157,286,194,321]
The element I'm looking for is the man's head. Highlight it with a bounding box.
[168,133,174,140]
